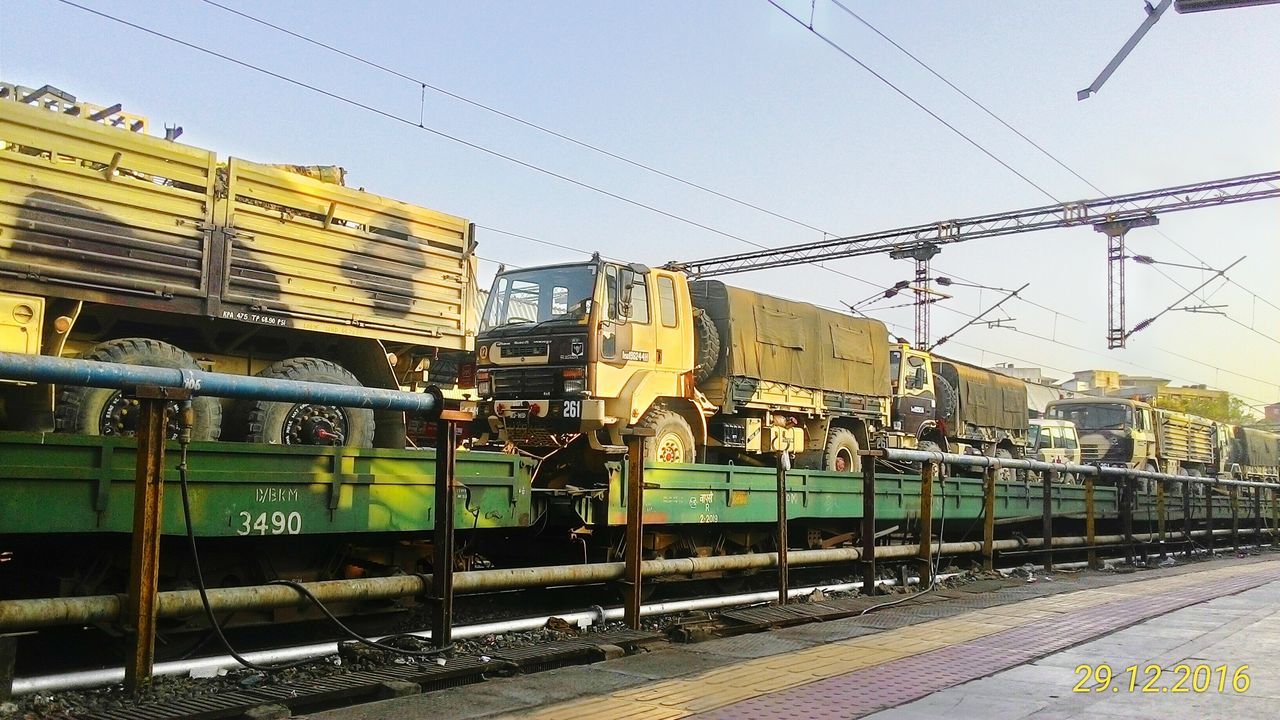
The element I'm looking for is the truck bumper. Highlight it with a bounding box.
[487,398,609,441]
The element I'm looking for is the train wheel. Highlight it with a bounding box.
[55,338,222,441]
[638,407,695,463]
[236,358,374,448]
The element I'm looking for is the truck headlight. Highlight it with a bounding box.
[562,367,586,394]
[478,380,492,397]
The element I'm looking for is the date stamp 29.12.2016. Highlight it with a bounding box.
[1073,663,1250,694]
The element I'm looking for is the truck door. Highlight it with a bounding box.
[592,265,656,405]
[1132,406,1153,467]
[894,350,935,436]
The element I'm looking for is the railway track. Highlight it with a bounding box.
[7,541,1273,720]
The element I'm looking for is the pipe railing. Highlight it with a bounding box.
[878,447,1277,490]
[0,350,463,693]
[0,351,445,412]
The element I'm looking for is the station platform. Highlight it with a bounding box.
[307,552,1280,720]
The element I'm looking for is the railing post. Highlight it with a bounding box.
[623,428,652,627]
[1204,480,1215,555]
[1230,483,1240,555]
[861,456,877,594]
[1273,487,1279,548]
[124,388,183,693]
[982,464,996,571]
[1085,467,1098,569]
[776,450,790,606]
[1182,479,1193,557]
[1156,478,1167,560]
[1254,484,1264,554]
[1042,469,1055,573]
[917,460,934,588]
[0,634,17,702]
[1121,476,1136,565]
[430,409,465,650]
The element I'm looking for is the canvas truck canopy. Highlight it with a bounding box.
[1234,426,1280,468]
[690,280,890,399]
[936,359,1028,433]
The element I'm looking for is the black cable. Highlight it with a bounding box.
[175,423,453,672]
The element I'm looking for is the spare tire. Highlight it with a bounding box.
[692,308,721,385]
[55,338,222,441]
[235,358,375,448]
[933,374,957,425]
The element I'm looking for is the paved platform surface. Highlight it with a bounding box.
[305,552,1280,720]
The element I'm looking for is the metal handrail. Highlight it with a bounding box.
[0,350,443,414]
[874,447,1277,489]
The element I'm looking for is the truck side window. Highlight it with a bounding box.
[1062,429,1078,450]
[657,276,677,327]
[629,275,650,324]
[605,265,619,320]
[1132,408,1143,430]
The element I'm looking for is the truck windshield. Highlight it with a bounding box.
[480,264,597,332]
[1049,403,1131,432]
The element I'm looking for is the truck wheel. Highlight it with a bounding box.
[237,358,374,448]
[933,375,956,424]
[638,407,695,463]
[994,448,1015,483]
[822,428,861,473]
[55,338,222,441]
[692,309,721,385]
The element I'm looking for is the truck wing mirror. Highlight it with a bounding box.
[618,267,636,320]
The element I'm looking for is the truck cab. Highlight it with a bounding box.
[1045,398,1156,471]
[889,345,937,439]
[474,258,696,456]
[1028,418,1081,479]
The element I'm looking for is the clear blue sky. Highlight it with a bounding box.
[3,0,1278,409]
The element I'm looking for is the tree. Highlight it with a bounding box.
[1154,393,1258,424]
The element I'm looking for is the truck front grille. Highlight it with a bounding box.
[492,368,557,399]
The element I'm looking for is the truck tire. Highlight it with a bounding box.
[236,358,375,448]
[693,309,721,385]
[637,406,695,464]
[994,447,1015,483]
[821,428,861,473]
[55,338,222,441]
[933,375,956,425]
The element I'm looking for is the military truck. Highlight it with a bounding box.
[472,254,1035,484]
[473,260,892,480]
[1225,425,1280,483]
[0,83,477,448]
[1044,398,1219,478]
[883,344,1029,472]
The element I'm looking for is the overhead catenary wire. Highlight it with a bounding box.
[195,0,833,238]
[195,0,1111,326]
[766,0,1060,203]
[54,0,912,300]
[51,0,1275,403]
[832,2,1279,317]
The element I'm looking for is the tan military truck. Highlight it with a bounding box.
[1044,398,1219,478]
[883,344,1029,474]
[473,262,892,480]
[1027,418,1082,482]
[0,83,476,447]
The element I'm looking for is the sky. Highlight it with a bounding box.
[2,0,1278,411]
